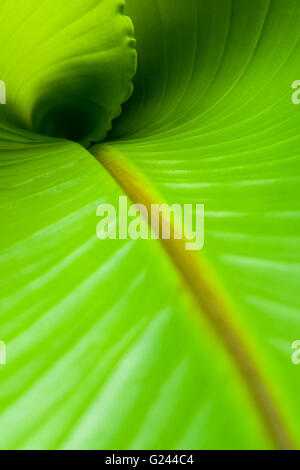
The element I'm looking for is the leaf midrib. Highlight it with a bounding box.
[90,143,296,451]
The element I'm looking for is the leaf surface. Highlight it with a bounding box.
[0,0,300,450]
[0,0,136,145]
[109,0,300,447]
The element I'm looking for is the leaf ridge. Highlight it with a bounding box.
[90,143,296,450]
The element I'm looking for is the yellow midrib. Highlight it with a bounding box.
[90,143,296,451]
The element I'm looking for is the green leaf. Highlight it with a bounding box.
[0,123,274,450]
[0,0,136,146]
[109,0,300,447]
[0,0,300,450]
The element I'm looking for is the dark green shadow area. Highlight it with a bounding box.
[31,77,110,148]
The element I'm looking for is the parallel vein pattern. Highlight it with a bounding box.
[0,0,300,450]
[109,0,300,448]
